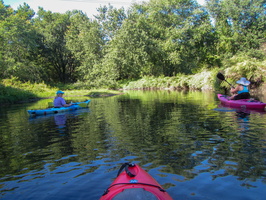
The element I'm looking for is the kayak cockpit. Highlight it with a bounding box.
[112,188,158,200]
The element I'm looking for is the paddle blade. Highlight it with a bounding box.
[217,72,225,81]
[216,72,235,88]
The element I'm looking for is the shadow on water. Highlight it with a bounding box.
[0,91,265,200]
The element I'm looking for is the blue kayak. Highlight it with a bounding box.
[27,100,91,116]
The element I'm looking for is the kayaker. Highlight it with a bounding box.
[54,90,73,107]
[229,77,250,100]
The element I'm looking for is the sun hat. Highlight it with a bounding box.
[56,90,64,94]
[236,77,250,86]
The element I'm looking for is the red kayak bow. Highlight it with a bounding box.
[100,163,173,200]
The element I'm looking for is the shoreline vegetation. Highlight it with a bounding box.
[1,66,266,105]
[0,77,122,105]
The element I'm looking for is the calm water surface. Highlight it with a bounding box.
[0,91,265,200]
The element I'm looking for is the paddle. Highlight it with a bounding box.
[216,72,235,88]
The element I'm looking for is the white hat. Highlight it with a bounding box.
[236,77,250,86]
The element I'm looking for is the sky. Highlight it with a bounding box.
[3,0,205,18]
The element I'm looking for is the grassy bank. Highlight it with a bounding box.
[0,77,53,104]
[0,77,121,105]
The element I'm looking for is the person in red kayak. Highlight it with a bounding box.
[229,77,250,100]
[53,90,73,107]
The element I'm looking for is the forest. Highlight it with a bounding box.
[0,0,265,90]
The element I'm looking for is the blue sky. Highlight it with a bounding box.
[4,0,205,18]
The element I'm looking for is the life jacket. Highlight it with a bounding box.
[237,85,249,94]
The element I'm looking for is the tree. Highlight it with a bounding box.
[206,0,266,58]
[33,9,78,83]
[97,0,215,82]
[100,18,159,81]
[65,10,104,83]
[95,4,127,42]
[0,2,42,82]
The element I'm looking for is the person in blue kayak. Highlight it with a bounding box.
[229,77,250,100]
[54,90,73,107]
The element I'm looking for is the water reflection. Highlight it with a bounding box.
[235,110,250,132]
[212,105,265,186]
[54,114,67,133]
[0,92,265,200]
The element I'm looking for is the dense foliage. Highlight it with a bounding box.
[0,0,265,88]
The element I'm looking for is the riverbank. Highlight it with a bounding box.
[1,66,266,105]
[0,77,123,105]
[0,90,123,106]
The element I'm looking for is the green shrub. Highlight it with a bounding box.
[123,69,219,91]
[222,55,266,88]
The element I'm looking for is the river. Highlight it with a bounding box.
[0,90,265,200]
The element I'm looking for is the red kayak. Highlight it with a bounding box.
[217,94,266,110]
[100,163,173,200]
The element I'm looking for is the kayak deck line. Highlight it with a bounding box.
[103,182,167,196]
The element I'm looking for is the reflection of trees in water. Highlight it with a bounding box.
[0,109,93,177]
[94,97,265,183]
[1,93,265,185]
